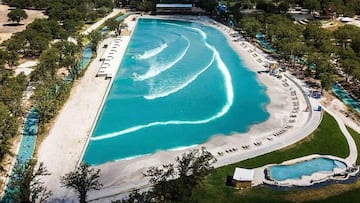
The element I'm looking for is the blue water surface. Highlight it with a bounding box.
[83,18,269,165]
[256,33,276,53]
[269,157,347,181]
[332,83,360,113]
[2,109,38,203]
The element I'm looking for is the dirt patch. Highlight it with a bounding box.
[321,20,345,31]
[0,4,47,44]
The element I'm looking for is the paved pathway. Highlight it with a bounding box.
[81,9,124,35]
[323,106,358,164]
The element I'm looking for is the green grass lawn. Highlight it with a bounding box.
[192,112,351,203]
[348,127,360,165]
[306,126,360,203]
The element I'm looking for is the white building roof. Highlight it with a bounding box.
[341,17,352,22]
[156,4,193,8]
[233,168,254,181]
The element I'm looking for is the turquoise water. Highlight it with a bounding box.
[2,108,38,202]
[80,46,92,69]
[269,158,347,181]
[83,18,269,165]
[332,83,360,113]
[256,33,276,53]
[17,109,38,162]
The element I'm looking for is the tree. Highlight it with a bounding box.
[96,0,114,8]
[0,49,6,69]
[304,23,331,49]
[105,18,120,35]
[0,102,13,162]
[7,9,28,24]
[351,33,360,54]
[198,0,218,13]
[280,41,308,69]
[278,1,290,14]
[32,80,71,128]
[6,160,52,203]
[320,72,336,91]
[303,0,320,12]
[34,48,60,81]
[19,29,50,56]
[61,163,102,203]
[88,31,102,56]
[5,50,19,69]
[240,17,261,39]
[116,189,153,203]
[143,147,216,202]
[324,0,345,15]
[52,40,81,73]
[341,58,360,83]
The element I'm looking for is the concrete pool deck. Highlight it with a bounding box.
[37,14,325,201]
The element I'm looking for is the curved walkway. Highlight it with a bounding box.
[323,106,358,164]
[81,9,125,35]
[215,74,323,168]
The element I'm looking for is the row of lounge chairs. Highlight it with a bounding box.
[216,123,295,157]
[274,128,287,136]
[242,145,250,149]
[96,37,122,78]
[253,141,262,146]
[217,147,239,156]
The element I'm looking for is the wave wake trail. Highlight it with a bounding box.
[144,53,215,100]
[137,43,168,60]
[135,36,190,81]
[91,42,234,141]
[163,22,207,40]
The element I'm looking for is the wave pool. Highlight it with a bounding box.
[83,18,269,165]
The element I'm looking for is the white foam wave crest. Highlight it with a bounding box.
[144,53,215,100]
[91,44,234,141]
[143,23,211,99]
[168,144,199,151]
[135,36,190,81]
[163,22,207,40]
[137,43,168,60]
[191,27,207,39]
[115,153,152,161]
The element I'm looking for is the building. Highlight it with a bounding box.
[232,168,254,188]
[156,3,204,15]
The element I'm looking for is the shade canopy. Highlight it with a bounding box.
[341,17,352,22]
[156,4,192,8]
[233,168,254,181]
